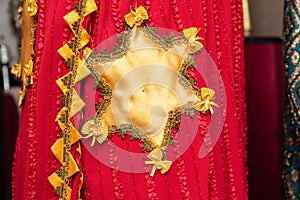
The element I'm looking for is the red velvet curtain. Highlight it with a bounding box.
[245,37,284,200]
[12,0,247,199]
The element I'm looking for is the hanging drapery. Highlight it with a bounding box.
[12,0,247,199]
[283,1,300,199]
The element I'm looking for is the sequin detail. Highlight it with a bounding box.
[283,1,300,198]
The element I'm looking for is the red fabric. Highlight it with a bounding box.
[12,0,247,199]
[245,38,284,200]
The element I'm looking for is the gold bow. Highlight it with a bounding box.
[182,27,204,54]
[145,148,172,177]
[11,63,22,79]
[195,87,219,114]
[81,119,108,146]
[125,5,148,28]
[26,0,38,16]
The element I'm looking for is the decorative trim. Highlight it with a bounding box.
[48,0,97,199]
[11,0,38,106]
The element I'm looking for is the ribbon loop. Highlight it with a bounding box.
[145,148,172,177]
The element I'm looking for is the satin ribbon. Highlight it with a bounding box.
[182,27,204,53]
[195,87,219,114]
[145,148,172,177]
[124,5,148,28]
[82,119,108,146]
[49,0,97,199]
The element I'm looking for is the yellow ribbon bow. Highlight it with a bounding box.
[195,87,219,114]
[11,63,21,79]
[81,119,108,146]
[145,148,172,177]
[182,27,204,54]
[124,5,148,28]
[26,0,38,16]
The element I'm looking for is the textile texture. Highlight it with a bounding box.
[12,0,247,199]
[283,1,300,199]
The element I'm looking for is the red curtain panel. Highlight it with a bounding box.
[245,37,284,200]
[12,0,247,199]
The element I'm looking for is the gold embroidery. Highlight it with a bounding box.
[141,26,186,50]
[292,51,299,66]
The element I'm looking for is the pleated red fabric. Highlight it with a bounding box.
[12,0,248,199]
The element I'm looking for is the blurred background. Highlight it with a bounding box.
[244,1,284,200]
[0,0,285,199]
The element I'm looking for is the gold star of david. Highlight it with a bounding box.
[80,6,218,176]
